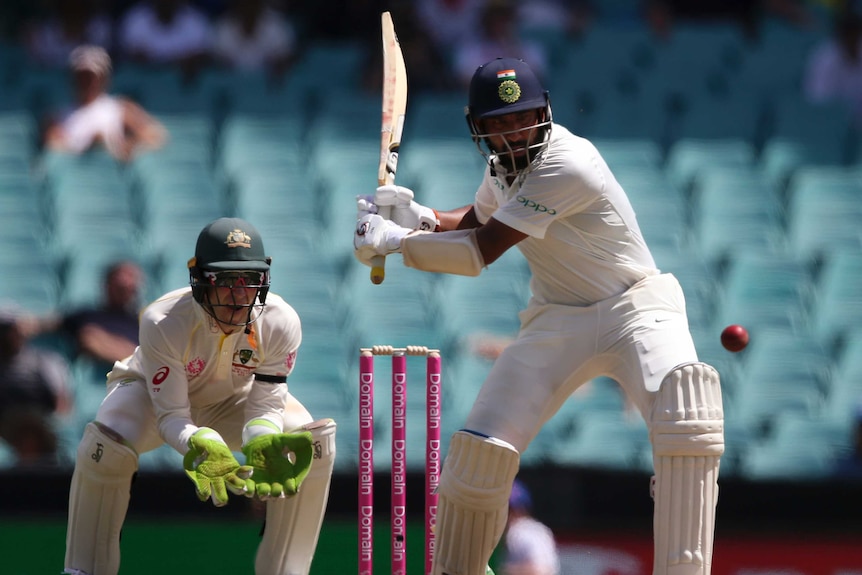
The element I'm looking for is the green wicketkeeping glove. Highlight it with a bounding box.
[183,428,254,507]
[242,431,314,499]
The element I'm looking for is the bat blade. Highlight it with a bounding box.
[370,10,408,285]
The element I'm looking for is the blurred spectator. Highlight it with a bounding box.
[415,0,487,64]
[500,478,561,575]
[26,260,143,375]
[642,0,817,39]
[804,9,862,123]
[452,0,549,87]
[116,0,213,81]
[23,0,113,67]
[833,404,862,479]
[0,303,73,466]
[517,0,595,38]
[359,4,457,95]
[211,0,298,82]
[42,45,168,161]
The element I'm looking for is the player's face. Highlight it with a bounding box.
[201,271,266,332]
[479,109,546,172]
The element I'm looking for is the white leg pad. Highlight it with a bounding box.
[65,422,139,575]
[650,363,724,575]
[255,418,336,575]
[432,431,520,575]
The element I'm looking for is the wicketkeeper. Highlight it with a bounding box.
[355,57,724,575]
[63,217,336,575]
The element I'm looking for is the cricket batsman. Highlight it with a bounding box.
[63,217,336,575]
[354,57,724,575]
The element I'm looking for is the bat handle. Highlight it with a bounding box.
[370,255,386,285]
[369,204,392,284]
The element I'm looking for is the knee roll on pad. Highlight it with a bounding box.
[432,430,520,575]
[650,362,724,575]
[256,418,336,575]
[65,422,138,575]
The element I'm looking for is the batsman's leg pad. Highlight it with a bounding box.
[255,418,336,575]
[65,422,139,575]
[650,362,724,575]
[432,430,520,575]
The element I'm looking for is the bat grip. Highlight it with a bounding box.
[369,204,392,284]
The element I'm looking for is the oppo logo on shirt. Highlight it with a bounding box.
[516,195,557,214]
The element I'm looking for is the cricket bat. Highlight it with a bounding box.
[370,10,408,285]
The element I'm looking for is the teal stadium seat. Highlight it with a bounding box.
[822,329,862,426]
[217,113,306,183]
[665,139,757,195]
[656,250,718,332]
[785,166,862,261]
[829,329,862,396]
[41,152,139,267]
[287,41,367,96]
[614,166,687,253]
[437,267,527,341]
[713,252,813,334]
[635,23,747,140]
[406,91,470,142]
[130,65,215,116]
[593,139,663,170]
[730,330,829,431]
[690,167,784,263]
[344,263,449,351]
[739,415,849,481]
[811,250,862,343]
[737,330,831,398]
[732,21,822,105]
[759,97,854,195]
[0,110,38,163]
[551,410,649,471]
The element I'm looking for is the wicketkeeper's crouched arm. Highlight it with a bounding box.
[401,229,485,276]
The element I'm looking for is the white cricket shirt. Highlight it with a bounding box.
[474,124,658,307]
[108,287,301,453]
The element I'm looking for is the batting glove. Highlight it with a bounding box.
[183,428,253,507]
[354,214,413,267]
[242,431,314,499]
[375,185,439,231]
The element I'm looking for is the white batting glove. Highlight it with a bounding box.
[356,195,379,219]
[354,214,412,267]
[375,185,439,231]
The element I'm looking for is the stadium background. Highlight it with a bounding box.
[1,1,861,573]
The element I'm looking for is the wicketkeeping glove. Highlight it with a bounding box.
[242,431,314,499]
[183,428,254,507]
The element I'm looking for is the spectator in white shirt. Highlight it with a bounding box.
[117,0,213,81]
[43,45,168,162]
[212,0,298,82]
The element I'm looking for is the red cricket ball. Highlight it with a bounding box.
[721,324,749,352]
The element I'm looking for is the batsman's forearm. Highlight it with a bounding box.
[439,205,477,231]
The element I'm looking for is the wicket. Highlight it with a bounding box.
[358,346,442,575]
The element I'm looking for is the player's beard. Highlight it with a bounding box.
[494,144,538,174]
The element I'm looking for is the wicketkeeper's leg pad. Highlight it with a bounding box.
[255,418,336,575]
[650,362,724,575]
[65,422,139,575]
[432,430,520,575]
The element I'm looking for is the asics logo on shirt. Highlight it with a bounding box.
[516,195,557,214]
